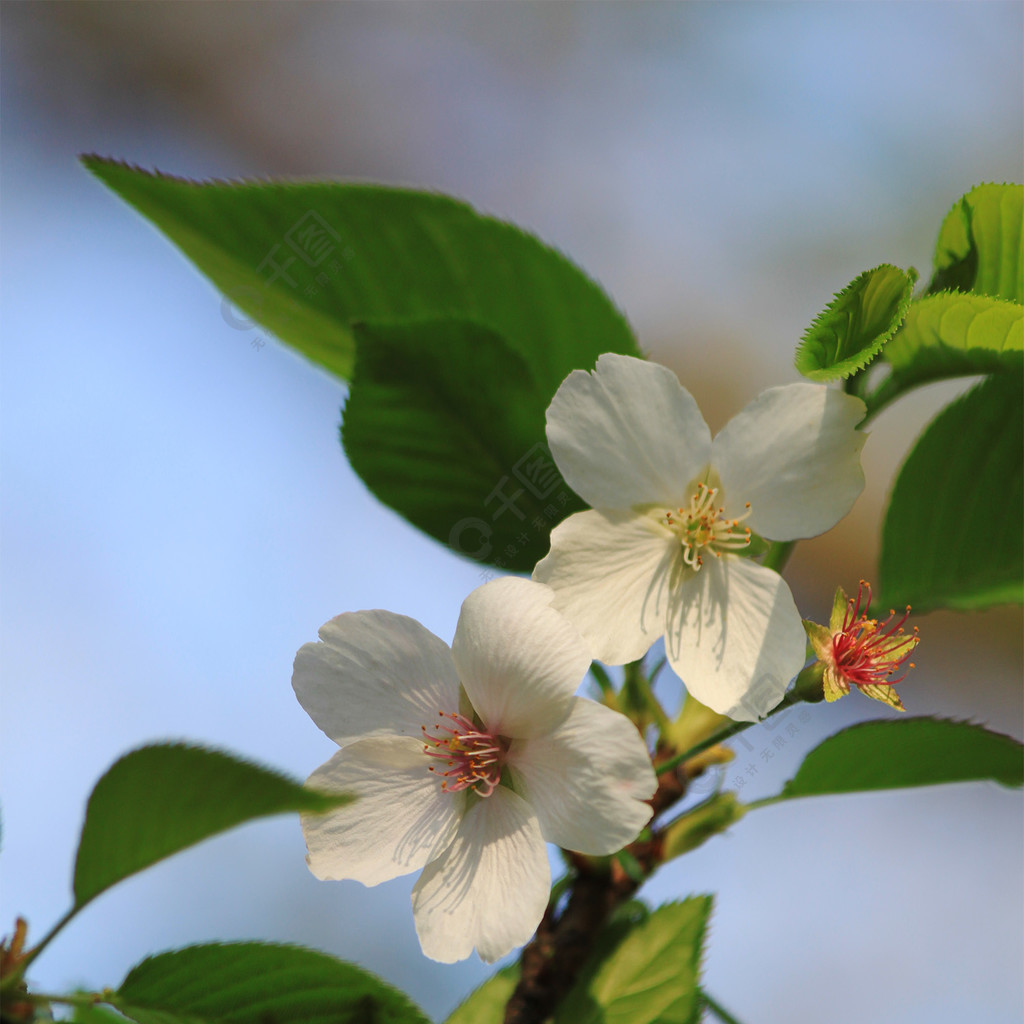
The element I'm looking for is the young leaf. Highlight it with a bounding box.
[342,318,583,571]
[794,264,916,381]
[73,744,352,909]
[877,291,1023,395]
[554,897,713,1024]
[444,903,650,1024]
[444,965,519,1024]
[81,158,640,384]
[928,183,1023,303]
[775,718,1023,800]
[113,942,429,1024]
[879,372,1023,612]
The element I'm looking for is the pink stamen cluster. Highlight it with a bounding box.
[663,483,752,569]
[832,581,918,688]
[422,711,504,797]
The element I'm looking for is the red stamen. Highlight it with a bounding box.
[832,581,919,689]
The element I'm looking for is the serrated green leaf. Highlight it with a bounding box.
[794,264,916,381]
[877,291,1023,395]
[73,744,352,909]
[81,158,639,384]
[928,183,1023,303]
[554,898,712,1024]
[444,965,519,1024]
[342,318,583,571]
[775,718,1023,800]
[879,373,1023,612]
[113,942,429,1024]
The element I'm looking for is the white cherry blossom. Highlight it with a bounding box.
[293,576,656,964]
[533,353,866,721]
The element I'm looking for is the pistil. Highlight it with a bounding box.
[662,483,752,569]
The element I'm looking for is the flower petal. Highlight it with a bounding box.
[293,610,461,746]
[509,697,655,854]
[411,786,549,964]
[452,577,590,739]
[533,508,677,666]
[546,353,712,510]
[712,384,866,541]
[665,557,806,721]
[302,736,464,886]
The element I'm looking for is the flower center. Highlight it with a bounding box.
[421,711,505,797]
[661,483,752,570]
[832,581,918,688]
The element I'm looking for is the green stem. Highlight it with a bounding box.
[547,872,572,910]
[860,373,903,421]
[657,689,804,777]
[17,905,80,977]
[622,659,670,733]
[27,990,107,1010]
[762,540,795,574]
[741,794,784,812]
[701,989,746,1024]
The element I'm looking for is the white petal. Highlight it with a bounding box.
[509,697,656,854]
[533,508,677,665]
[411,787,549,964]
[665,557,806,721]
[712,384,866,541]
[452,577,590,739]
[545,353,712,510]
[301,736,464,886]
[293,610,461,747]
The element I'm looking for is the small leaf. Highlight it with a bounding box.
[794,264,916,381]
[879,372,1023,612]
[554,898,713,1024]
[81,158,640,384]
[73,744,352,909]
[341,318,583,571]
[928,183,1023,303]
[444,965,519,1024]
[113,942,429,1024]
[776,718,1023,800]
[878,291,1023,394]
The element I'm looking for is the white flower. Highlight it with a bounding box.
[293,576,656,964]
[533,353,866,722]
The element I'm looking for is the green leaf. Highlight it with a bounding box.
[878,291,1023,394]
[776,718,1023,800]
[113,942,429,1024]
[554,898,712,1024]
[444,965,519,1024]
[81,158,639,384]
[73,744,352,909]
[879,372,1023,612]
[71,1003,132,1024]
[342,318,583,571]
[443,903,657,1024]
[928,183,1023,303]
[794,264,916,381]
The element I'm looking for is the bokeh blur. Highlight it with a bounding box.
[2,3,1021,1021]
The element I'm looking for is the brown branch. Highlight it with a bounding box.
[502,755,689,1024]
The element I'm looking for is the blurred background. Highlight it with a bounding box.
[2,3,1021,1021]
